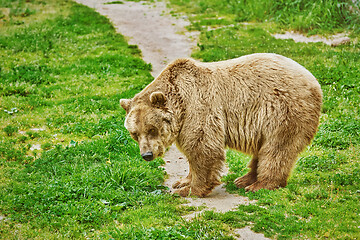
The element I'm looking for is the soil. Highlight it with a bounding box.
[74,0,270,239]
[272,31,351,46]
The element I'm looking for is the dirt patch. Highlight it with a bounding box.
[234,227,270,240]
[273,31,351,46]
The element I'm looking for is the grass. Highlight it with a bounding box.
[105,1,124,4]
[1,0,359,239]
[168,0,360,34]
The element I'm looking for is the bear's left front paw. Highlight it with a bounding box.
[174,186,212,198]
[172,178,191,189]
[174,186,191,197]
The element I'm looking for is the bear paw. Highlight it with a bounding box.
[174,186,211,198]
[174,186,191,197]
[172,178,191,189]
[234,174,256,189]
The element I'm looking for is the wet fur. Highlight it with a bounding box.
[121,53,322,197]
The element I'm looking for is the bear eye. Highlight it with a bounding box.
[130,132,139,141]
[148,128,158,136]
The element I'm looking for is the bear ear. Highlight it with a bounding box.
[150,91,166,108]
[120,99,131,113]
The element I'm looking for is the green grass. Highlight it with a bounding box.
[1,0,360,239]
[169,0,360,34]
[105,1,124,4]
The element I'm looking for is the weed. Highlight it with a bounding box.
[41,142,52,150]
[105,1,124,4]
[26,131,41,139]
[0,141,32,162]
[2,125,18,136]
[17,135,28,143]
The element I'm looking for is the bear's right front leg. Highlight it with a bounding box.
[174,148,224,197]
[174,172,221,197]
[172,171,192,189]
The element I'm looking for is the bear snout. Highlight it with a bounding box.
[141,151,154,161]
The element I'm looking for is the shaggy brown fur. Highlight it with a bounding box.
[120,53,322,197]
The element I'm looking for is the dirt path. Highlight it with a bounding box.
[273,31,350,46]
[74,0,196,77]
[74,1,270,239]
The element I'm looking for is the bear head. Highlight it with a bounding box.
[120,92,176,161]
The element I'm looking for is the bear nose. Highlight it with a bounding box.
[141,151,154,161]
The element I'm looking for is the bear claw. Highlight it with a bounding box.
[174,186,191,197]
[172,179,191,189]
[173,185,211,198]
[234,174,256,189]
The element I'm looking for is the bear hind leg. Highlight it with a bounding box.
[234,156,258,189]
[245,141,300,192]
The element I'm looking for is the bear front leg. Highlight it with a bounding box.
[172,171,192,189]
[234,156,258,188]
[174,148,224,197]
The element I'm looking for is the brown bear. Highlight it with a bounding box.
[120,53,322,197]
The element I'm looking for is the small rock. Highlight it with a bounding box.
[30,128,45,131]
[30,144,41,151]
